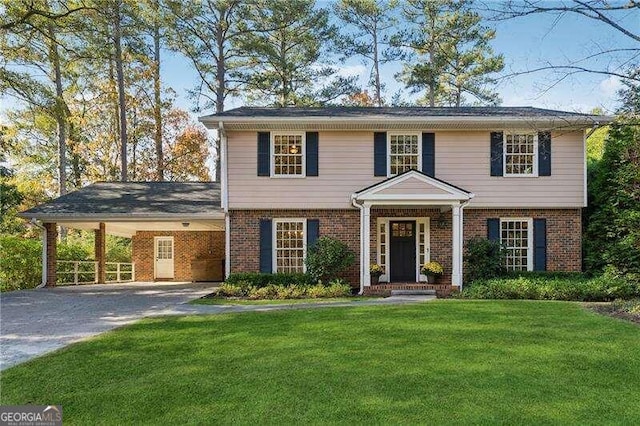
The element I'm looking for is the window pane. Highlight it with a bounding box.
[500,220,530,271]
[505,133,535,176]
[275,221,305,273]
[389,134,419,175]
[273,134,303,176]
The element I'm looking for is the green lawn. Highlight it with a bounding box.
[2,301,640,424]
[191,296,378,305]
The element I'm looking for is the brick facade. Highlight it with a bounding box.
[132,231,225,281]
[228,207,582,287]
[464,208,582,271]
[229,210,360,284]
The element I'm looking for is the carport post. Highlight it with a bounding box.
[44,223,57,287]
[95,222,106,284]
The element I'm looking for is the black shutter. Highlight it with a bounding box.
[374,132,387,176]
[538,131,551,176]
[533,218,547,271]
[307,219,320,249]
[490,132,504,176]
[487,218,500,242]
[306,132,319,176]
[259,219,272,273]
[422,132,435,177]
[257,132,270,176]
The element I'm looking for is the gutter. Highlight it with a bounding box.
[351,195,365,295]
[30,219,47,288]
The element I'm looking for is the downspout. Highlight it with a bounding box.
[351,195,365,295]
[31,219,47,288]
[219,121,231,279]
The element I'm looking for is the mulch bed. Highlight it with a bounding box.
[586,303,640,325]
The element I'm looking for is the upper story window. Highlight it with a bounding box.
[504,132,537,176]
[272,133,305,177]
[389,133,420,176]
[500,218,533,271]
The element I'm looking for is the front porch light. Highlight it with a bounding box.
[182,222,190,228]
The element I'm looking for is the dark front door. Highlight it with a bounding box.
[390,221,416,282]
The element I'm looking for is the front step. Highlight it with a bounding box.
[364,283,455,298]
[390,289,436,296]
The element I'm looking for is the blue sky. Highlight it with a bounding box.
[160,2,638,116]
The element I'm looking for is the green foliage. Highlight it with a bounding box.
[0,236,42,292]
[225,272,314,288]
[459,272,639,302]
[584,120,640,279]
[216,281,352,299]
[0,232,131,291]
[236,0,357,106]
[464,237,505,282]
[398,0,504,106]
[304,236,356,283]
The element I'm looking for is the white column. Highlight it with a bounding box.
[451,204,462,287]
[363,203,371,287]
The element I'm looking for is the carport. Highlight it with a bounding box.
[19,182,225,286]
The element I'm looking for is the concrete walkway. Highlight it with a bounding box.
[0,282,433,370]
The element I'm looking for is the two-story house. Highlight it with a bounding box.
[201,106,611,295]
[23,106,611,293]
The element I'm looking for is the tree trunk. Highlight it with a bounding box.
[372,24,382,107]
[214,11,226,182]
[48,23,67,196]
[114,0,128,181]
[153,1,164,181]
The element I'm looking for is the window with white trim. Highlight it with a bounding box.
[389,133,420,175]
[500,219,533,271]
[274,219,306,273]
[272,133,304,176]
[504,132,537,176]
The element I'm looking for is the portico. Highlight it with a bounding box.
[351,170,474,294]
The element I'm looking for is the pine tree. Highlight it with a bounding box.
[237,0,357,106]
[398,0,503,106]
[334,0,399,106]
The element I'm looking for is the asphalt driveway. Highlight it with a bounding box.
[0,282,218,370]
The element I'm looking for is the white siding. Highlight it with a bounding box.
[227,130,585,209]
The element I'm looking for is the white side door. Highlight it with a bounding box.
[154,237,174,279]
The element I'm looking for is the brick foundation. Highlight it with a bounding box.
[132,231,225,281]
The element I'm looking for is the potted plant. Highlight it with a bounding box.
[421,261,443,284]
[370,263,384,285]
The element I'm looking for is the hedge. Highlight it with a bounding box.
[458,273,639,302]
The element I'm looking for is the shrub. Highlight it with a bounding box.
[305,236,355,283]
[324,279,352,297]
[0,236,42,291]
[464,237,505,283]
[458,272,640,302]
[217,282,249,297]
[225,272,313,287]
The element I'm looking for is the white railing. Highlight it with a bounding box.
[105,262,135,283]
[56,261,135,285]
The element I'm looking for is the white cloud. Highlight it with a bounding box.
[599,75,623,98]
[334,64,368,79]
